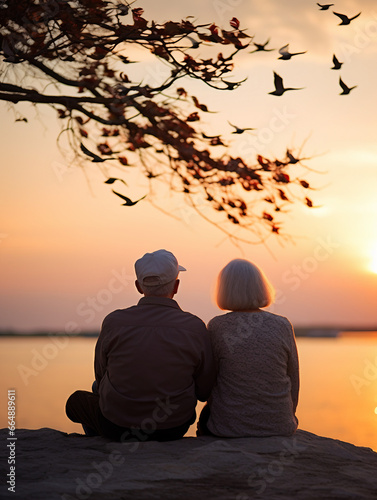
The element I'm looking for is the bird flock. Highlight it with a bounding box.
[75,3,363,210]
[223,3,361,133]
[79,3,362,173]
[249,3,361,98]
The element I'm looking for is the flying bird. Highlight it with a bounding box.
[186,36,200,49]
[80,143,117,162]
[250,38,274,53]
[104,177,128,186]
[331,54,343,70]
[112,190,146,206]
[201,132,225,146]
[286,150,300,164]
[145,170,162,179]
[317,3,334,10]
[228,121,256,134]
[268,72,304,96]
[221,77,248,90]
[278,44,306,60]
[333,11,361,25]
[339,77,357,95]
[202,132,221,139]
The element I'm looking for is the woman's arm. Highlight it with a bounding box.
[287,324,300,412]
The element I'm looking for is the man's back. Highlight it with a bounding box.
[66,249,215,442]
[95,296,215,429]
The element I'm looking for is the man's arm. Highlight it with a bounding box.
[94,318,109,389]
[194,327,217,402]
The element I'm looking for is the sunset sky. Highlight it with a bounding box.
[1,0,377,332]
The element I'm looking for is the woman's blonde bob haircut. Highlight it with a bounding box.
[216,258,275,311]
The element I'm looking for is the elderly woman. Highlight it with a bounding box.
[198,258,299,437]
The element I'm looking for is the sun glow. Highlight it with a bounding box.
[369,244,377,274]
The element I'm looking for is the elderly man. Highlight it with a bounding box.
[66,249,215,442]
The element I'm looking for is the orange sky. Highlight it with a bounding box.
[1,0,377,331]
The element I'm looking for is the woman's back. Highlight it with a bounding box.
[207,310,299,437]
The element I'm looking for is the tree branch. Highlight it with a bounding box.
[0,90,127,124]
[27,59,104,99]
[0,90,109,106]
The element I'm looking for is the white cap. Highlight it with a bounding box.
[135,249,186,286]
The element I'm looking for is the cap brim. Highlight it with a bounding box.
[178,265,186,272]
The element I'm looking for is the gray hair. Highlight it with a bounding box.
[139,278,177,297]
[216,259,275,311]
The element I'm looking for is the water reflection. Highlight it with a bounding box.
[1,336,376,450]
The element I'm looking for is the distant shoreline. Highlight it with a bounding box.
[1,327,377,338]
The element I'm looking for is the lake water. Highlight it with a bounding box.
[1,335,377,451]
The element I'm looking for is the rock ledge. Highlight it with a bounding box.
[2,428,377,499]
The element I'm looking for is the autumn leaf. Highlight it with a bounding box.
[278,189,289,201]
[117,156,128,166]
[209,24,219,36]
[210,137,224,146]
[132,8,147,28]
[274,172,290,183]
[177,87,187,97]
[186,112,200,122]
[230,17,240,29]
[97,143,112,155]
[90,46,108,60]
[162,21,184,36]
[132,8,144,20]
[257,155,270,169]
[263,212,274,221]
[228,214,239,224]
[192,96,211,112]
